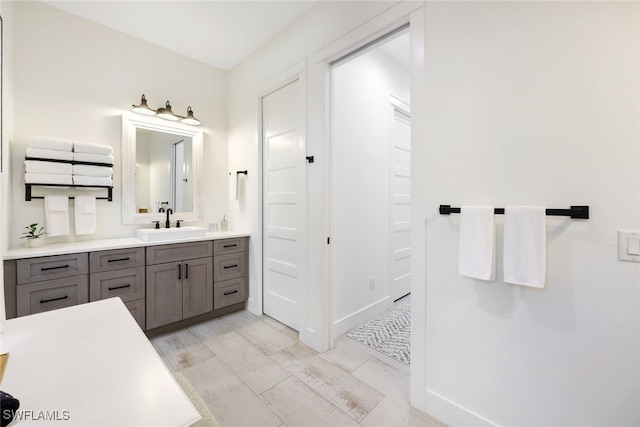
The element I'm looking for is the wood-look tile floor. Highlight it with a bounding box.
[151,309,445,427]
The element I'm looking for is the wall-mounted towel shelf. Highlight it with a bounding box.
[439,205,589,219]
[25,184,113,202]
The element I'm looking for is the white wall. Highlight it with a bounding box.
[423,2,640,425]
[6,1,228,248]
[331,48,409,335]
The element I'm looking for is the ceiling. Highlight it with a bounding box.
[42,0,318,70]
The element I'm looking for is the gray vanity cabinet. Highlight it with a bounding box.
[213,237,248,310]
[146,241,213,330]
[15,253,89,317]
[89,247,146,329]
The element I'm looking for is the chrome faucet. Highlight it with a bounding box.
[165,208,173,228]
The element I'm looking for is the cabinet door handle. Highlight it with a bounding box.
[178,264,182,280]
[40,295,68,304]
[108,284,131,291]
[223,244,238,248]
[41,264,69,272]
[107,257,130,263]
[223,264,238,269]
[223,290,238,296]
[185,263,189,279]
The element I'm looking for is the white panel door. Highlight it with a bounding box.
[262,79,304,330]
[389,97,411,301]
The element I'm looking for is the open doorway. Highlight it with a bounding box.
[330,27,412,347]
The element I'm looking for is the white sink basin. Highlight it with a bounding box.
[136,226,207,242]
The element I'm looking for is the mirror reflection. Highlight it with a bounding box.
[135,129,193,213]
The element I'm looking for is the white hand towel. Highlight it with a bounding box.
[74,195,96,235]
[229,172,238,201]
[26,147,74,162]
[72,152,114,165]
[25,160,72,175]
[72,164,113,177]
[73,175,113,187]
[28,137,73,152]
[44,195,69,236]
[73,141,114,156]
[25,173,73,185]
[503,206,546,288]
[459,206,496,281]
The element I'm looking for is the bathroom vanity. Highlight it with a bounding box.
[3,232,249,335]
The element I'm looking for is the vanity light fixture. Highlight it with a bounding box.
[131,94,201,125]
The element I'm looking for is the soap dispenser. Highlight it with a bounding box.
[221,215,228,232]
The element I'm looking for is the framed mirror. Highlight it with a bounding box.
[121,113,203,225]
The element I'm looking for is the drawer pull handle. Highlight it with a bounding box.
[224,290,239,296]
[185,263,189,279]
[223,244,238,248]
[178,264,182,280]
[40,295,68,304]
[107,257,130,263]
[108,284,131,291]
[223,264,238,269]
[41,264,69,272]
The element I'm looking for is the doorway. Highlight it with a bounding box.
[330,28,411,338]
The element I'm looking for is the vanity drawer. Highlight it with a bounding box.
[90,248,145,273]
[17,253,88,284]
[147,241,213,265]
[124,299,146,330]
[90,267,145,303]
[16,276,89,316]
[214,277,246,310]
[213,252,247,282]
[213,238,247,255]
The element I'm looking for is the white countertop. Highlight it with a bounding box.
[3,230,250,260]
[0,298,201,426]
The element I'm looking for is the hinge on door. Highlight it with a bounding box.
[306,156,314,164]
[327,237,330,244]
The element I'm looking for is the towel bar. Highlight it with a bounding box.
[439,205,589,219]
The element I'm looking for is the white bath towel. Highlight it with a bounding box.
[26,147,74,162]
[73,141,114,156]
[44,195,69,236]
[25,173,73,185]
[229,172,238,201]
[74,195,96,235]
[25,160,72,175]
[73,152,114,165]
[459,206,496,281]
[503,206,546,288]
[72,164,113,177]
[28,136,73,152]
[73,175,113,187]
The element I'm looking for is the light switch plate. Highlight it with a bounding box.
[618,230,640,262]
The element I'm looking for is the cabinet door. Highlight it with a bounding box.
[183,257,213,320]
[146,263,182,329]
[89,267,145,303]
[125,299,146,330]
[213,252,247,282]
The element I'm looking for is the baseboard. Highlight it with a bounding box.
[332,295,391,337]
[424,388,500,427]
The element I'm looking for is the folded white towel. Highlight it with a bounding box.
[73,141,114,156]
[503,206,546,288]
[25,160,72,175]
[44,195,69,236]
[73,152,114,165]
[72,164,113,177]
[26,147,74,162]
[25,173,73,185]
[29,137,73,152]
[73,175,113,187]
[459,206,496,281]
[74,195,96,235]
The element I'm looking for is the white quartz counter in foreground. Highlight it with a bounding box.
[3,230,250,260]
